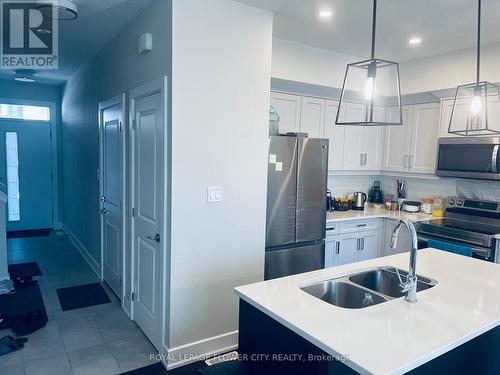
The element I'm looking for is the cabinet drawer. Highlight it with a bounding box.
[340,219,379,233]
[326,221,340,236]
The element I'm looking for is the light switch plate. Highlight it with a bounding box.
[207,186,222,203]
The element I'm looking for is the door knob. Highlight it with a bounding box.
[100,208,107,214]
[146,233,161,243]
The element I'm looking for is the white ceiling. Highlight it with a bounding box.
[237,0,500,61]
[0,0,153,85]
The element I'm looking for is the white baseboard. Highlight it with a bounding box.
[164,330,238,370]
[62,224,100,278]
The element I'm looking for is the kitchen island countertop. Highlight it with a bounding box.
[235,249,500,375]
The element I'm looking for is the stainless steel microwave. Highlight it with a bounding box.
[436,137,500,180]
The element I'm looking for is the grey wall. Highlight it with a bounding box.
[61,0,171,301]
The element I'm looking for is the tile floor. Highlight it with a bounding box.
[0,231,159,375]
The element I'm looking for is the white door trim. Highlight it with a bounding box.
[129,76,169,351]
[98,94,126,303]
[0,97,59,229]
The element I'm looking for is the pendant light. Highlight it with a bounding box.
[448,0,500,136]
[336,0,403,126]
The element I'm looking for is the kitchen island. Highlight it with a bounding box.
[235,249,500,374]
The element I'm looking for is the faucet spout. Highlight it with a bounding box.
[390,219,419,303]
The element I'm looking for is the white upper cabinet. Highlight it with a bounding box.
[323,100,344,170]
[343,103,385,171]
[384,103,440,174]
[300,97,325,138]
[270,92,301,134]
[409,103,441,174]
[438,98,461,138]
[342,103,366,170]
[270,91,441,175]
[384,107,412,172]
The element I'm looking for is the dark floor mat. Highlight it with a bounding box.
[7,229,51,239]
[56,282,111,311]
[8,262,42,278]
[0,281,48,322]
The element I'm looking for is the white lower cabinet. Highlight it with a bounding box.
[325,221,380,267]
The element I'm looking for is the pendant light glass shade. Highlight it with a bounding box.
[448,81,500,135]
[336,0,403,127]
[336,58,402,126]
[448,0,500,136]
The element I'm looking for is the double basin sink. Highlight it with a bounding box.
[301,267,437,309]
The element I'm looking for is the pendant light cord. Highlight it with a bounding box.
[476,0,481,83]
[371,0,377,59]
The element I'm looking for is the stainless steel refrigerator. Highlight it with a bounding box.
[265,135,328,280]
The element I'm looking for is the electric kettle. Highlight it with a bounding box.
[352,192,367,211]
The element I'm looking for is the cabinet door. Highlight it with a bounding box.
[337,234,358,266]
[325,235,340,268]
[383,106,412,172]
[357,230,379,261]
[323,100,344,170]
[384,219,412,255]
[270,92,301,134]
[362,107,385,170]
[409,103,440,174]
[300,97,325,138]
[342,103,365,170]
[438,99,462,138]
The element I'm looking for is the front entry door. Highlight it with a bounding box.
[131,80,165,351]
[99,96,124,299]
[0,119,53,231]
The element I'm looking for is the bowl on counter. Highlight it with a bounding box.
[333,199,352,211]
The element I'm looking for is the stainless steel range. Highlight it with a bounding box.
[416,197,500,262]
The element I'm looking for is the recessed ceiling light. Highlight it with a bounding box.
[14,77,35,83]
[319,9,333,18]
[408,37,422,46]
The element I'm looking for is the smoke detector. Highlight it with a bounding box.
[37,0,78,21]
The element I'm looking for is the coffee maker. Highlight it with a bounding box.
[368,180,384,204]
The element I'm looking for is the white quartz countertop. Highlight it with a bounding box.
[235,250,500,375]
[327,207,434,224]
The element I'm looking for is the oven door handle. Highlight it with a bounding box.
[492,145,499,174]
[416,231,489,249]
[417,235,491,257]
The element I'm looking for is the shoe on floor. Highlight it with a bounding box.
[0,338,24,356]
[12,310,47,336]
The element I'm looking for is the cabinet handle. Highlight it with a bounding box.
[361,238,365,250]
[364,154,368,166]
[356,238,360,251]
[360,153,364,166]
[403,155,409,168]
[356,223,367,227]
[409,155,414,169]
[336,241,340,254]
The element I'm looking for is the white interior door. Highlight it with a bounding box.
[0,119,53,231]
[131,81,165,351]
[99,97,124,299]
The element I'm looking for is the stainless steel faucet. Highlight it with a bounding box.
[390,219,418,303]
